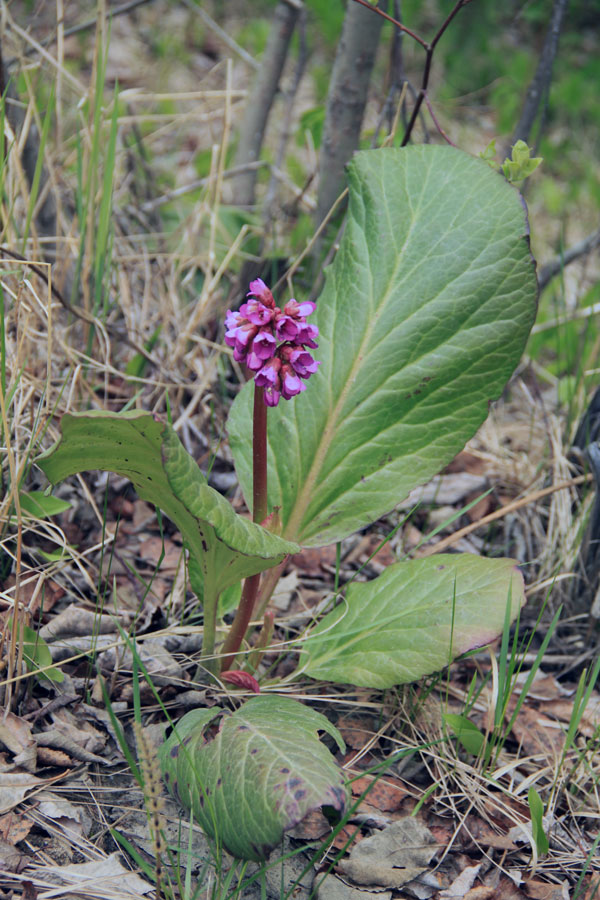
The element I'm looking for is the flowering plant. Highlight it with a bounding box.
[37,145,538,859]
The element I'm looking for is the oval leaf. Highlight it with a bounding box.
[228,146,537,546]
[303,554,526,688]
[36,411,299,593]
[19,491,71,519]
[159,696,348,861]
[443,713,485,756]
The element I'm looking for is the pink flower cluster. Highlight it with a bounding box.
[225,279,320,407]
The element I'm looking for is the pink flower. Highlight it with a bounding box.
[296,322,319,349]
[247,278,275,307]
[274,314,299,342]
[264,386,281,406]
[284,298,315,318]
[255,357,281,388]
[224,279,320,406]
[239,299,273,326]
[280,365,306,400]
[288,348,320,378]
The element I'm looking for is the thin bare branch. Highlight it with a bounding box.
[349,0,427,48]
[538,227,600,291]
[401,0,473,146]
[509,0,570,152]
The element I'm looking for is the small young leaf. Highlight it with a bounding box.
[12,621,64,683]
[19,491,71,519]
[502,140,543,184]
[159,696,348,861]
[221,670,260,693]
[443,713,485,755]
[303,554,526,688]
[478,138,500,169]
[528,787,549,856]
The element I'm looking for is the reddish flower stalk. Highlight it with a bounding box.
[225,279,319,407]
[221,386,268,672]
[220,279,319,673]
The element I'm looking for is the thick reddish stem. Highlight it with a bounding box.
[220,385,269,672]
[252,386,268,525]
[220,573,261,672]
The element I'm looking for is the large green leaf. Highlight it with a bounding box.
[37,411,298,594]
[159,696,348,861]
[303,554,525,688]
[228,146,537,546]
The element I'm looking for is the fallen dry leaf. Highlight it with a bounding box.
[0,772,43,815]
[36,790,91,839]
[464,887,496,900]
[579,876,600,900]
[0,813,34,844]
[315,873,391,900]
[509,704,565,756]
[331,824,363,852]
[337,716,376,750]
[338,817,438,889]
[36,747,72,767]
[44,851,154,895]
[513,669,572,701]
[51,707,107,755]
[493,875,528,900]
[542,693,600,739]
[290,544,337,576]
[0,837,27,872]
[0,713,36,772]
[445,451,488,476]
[525,879,570,900]
[439,864,482,900]
[138,536,184,572]
[288,808,332,841]
[465,816,517,851]
[351,775,406,812]
[34,728,107,764]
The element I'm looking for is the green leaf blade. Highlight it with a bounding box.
[36,411,299,593]
[19,491,71,519]
[443,713,485,755]
[160,696,348,861]
[528,786,549,856]
[303,554,526,688]
[228,146,538,546]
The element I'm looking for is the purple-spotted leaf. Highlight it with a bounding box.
[36,411,299,595]
[304,554,525,688]
[159,696,348,861]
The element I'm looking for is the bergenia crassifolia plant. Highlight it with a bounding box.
[38,146,538,859]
